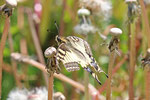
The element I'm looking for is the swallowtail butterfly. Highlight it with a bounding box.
[55,35,108,85]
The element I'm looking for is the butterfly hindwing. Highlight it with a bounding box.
[56,43,80,72]
[66,36,108,77]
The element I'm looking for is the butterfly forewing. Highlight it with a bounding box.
[56,43,80,72]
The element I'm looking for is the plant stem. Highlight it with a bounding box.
[48,76,54,100]
[106,51,116,100]
[26,9,49,86]
[145,68,150,100]
[8,33,22,88]
[139,0,150,47]
[26,9,53,100]
[129,21,136,100]
[59,0,66,36]
[99,55,128,93]
[139,1,150,100]
[84,71,89,100]
[0,16,10,99]
[20,38,28,87]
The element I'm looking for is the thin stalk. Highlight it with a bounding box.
[139,0,150,47]
[84,71,89,100]
[84,36,89,100]
[128,21,136,100]
[99,55,128,93]
[139,1,150,100]
[59,0,66,36]
[71,72,79,99]
[0,16,10,99]
[8,33,22,88]
[17,7,24,30]
[26,9,49,86]
[26,9,53,100]
[20,38,28,87]
[145,68,150,100]
[48,76,54,100]
[106,51,116,100]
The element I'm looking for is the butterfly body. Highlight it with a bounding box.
[55,35,108,85]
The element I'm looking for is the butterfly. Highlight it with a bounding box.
[55,35,108,85]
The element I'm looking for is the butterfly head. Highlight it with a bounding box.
[55,35,67,44]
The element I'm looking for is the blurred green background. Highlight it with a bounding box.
[0,0,148,100]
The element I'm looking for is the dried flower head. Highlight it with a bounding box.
[44,47,61,76]
[7,88,29,100]
[80,0,112,18]
[74,7,97,35]
[44,47,56,58]
[7,87,65,100]
[28,87,48,100]
[125,0,141,23]
[77,7,91,16]
[144,0,150,5]
[6,0,17,8]
[141,48,150,68]
[108,28,122,56]
[53,92,66,100]
[74,23,97,35]
[110,28,122,36]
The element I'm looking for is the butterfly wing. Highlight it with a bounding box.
[66,36,108,77]
[56,43,80,72]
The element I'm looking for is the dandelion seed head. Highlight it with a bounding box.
[80,0,112,19]
[6,0,17,7]
[144,0,150,5]
[74,23,97,35]
[28,87,48,100]
[7,88,28,100]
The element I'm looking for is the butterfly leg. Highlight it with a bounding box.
[83,66,102,85]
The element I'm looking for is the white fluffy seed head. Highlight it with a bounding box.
[79,0,112,19]
[44,47,56,58]
[110,28,122,36]
[6,0,17,7]
[125,0,137,3]
[147,48,150,53]
[54,92,66,100]
[77,8,90,16]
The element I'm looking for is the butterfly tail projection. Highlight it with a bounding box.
[84,67,102,85]
[90,57,108,78]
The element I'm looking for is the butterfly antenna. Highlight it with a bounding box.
[54,21,60,36]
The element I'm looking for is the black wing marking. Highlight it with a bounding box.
[66,36,108,78]
[83,66,102,85]
[90,57,108,78]
[56,43,80,72]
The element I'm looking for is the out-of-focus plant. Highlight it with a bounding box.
[106,27,122,100]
